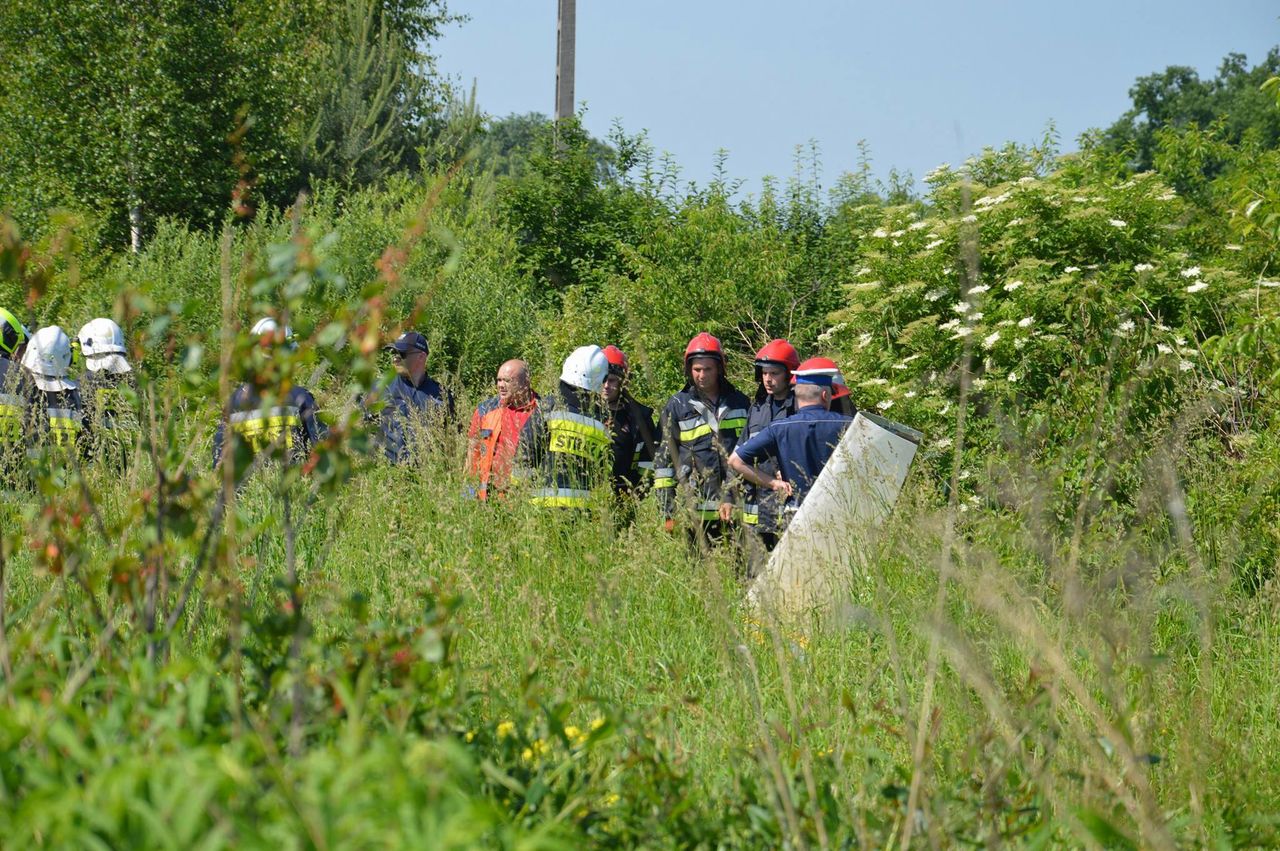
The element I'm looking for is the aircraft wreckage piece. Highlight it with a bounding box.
[748,411,922,616]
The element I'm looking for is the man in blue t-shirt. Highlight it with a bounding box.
[728,360,853,517]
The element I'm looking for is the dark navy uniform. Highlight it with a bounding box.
[80,369,139,465]
[374,373,451,465]
[213,383,324,468]
[605,395,659,496]
[732,406,853,511]
[518,381,612,509]
[653,383,750,523]
[741,391,795,535]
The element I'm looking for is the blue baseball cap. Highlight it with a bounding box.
[385,331,429,355]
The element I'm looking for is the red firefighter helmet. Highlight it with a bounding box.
[684,331,724,382]
[754,338,799,391]
[684,332,723,363]
[602,344,628,377]
[754,338,800,372]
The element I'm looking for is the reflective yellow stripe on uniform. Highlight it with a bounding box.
[742,503,760,525]
[546,410,610,460]
[230,405,301,452]
[530,486,592,508]
[48,407,82,447]
[0,393,24,440]
[653,466,676,489]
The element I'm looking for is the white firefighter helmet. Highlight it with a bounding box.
[251,316,295,349]
[77,318,132,373]
[22,325,77,392]
[560,344,609,393]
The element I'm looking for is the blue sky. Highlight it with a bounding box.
[436,2,1279,195]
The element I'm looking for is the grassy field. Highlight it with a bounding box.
[3,404,1277,848]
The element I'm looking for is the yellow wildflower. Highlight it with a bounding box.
[496,720,515,739]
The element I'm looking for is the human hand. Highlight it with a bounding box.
[769,478,794,499]
[718,502,734,523]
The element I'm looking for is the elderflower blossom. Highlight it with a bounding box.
[1185,281,1208,293]
[1008,372,1019,383]
[1018,316,1034,328]
[938,318,960,331]
[904,390,917,398]
[950,326,973,339]
[1003,280,1023,292]
[1156,344,1173,355]
[925,287,947,301]
[1109,219,1127,228]
[862,377,889,386]
[971,378,987,390]
[1261,281,1280,288]
[982,331,1001,349]
[1158,190,1177,201]
[858,333,873,348]
[1008,217,1024,226]
[1134,263,1155,273]
[960,214,978,224]
[1063,266,1081,274]
[924,163,951,181]
[878,399,894,410]
[1118,319,1136,334]
[953,301,971,314]
[967,284,990,295]
[970,312,984,321]
[1180,266,1201,278]
[872,228,889,238]
[891,229,906,238]
[1014,337,1027,350]
[934,436,953,449]
[909,221,929,231]
[1179,360,1194,372]
[1017,176,1036,185]
[925,239,945,251]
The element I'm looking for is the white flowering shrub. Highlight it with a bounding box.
[825,144,1272,476]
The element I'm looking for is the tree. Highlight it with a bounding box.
[1104,48,1280,171]
[0,0,458,248]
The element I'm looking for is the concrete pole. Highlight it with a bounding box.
[555,0,576,121]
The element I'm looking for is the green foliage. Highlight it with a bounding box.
[0,0,458,249]
[1104,48,1280,172]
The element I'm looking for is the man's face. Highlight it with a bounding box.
[761,364,789,399]
[689,357,720,394]
[496,363,529,405]
[602,373,622,405]
[396,348,426,379]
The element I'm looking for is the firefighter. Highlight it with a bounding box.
[213,317,325,470]
[465,358,539,500]
[740,339,800,551]
[518,345,612,509]
[375,330,452,465]
[728,357,855,514]
[21,325,86,458]
[76,318,138,465]
[0,308,30,478]
[653,332,751,545]
[600,344,660,498]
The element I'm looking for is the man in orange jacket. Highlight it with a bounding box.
[466,359,539,500]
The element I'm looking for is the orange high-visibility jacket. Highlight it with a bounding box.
[466,393,538,500]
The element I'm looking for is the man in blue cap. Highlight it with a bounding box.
[728,357,854,527]
[375,330,453,464]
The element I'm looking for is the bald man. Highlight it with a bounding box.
[466,359,539,500]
